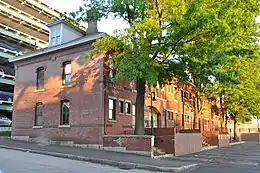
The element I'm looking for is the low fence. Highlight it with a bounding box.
[0,127,11,132]
[103,135,154,157]
[241,133,260,142]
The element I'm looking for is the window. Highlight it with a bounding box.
[168,111,171,120]
[36,67,44,90]
[171,112,174,120]
[35,103,43,126]
[185,115,190,122]
[119,100,124,114]
[62,61,71,85]
[132,79,137,90]
[168,111,174,120]
[50,29,61,46]
[132,104,136,128]
[60,100,70,125]
[155,88,159,97]
[162,90,166,99]
[174,87,178,100]
[168,85,174,94]
[126,102,131,114]
[109,58,116,79]
[109,98,116,120]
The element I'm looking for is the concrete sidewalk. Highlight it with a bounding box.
[0,138,198,172]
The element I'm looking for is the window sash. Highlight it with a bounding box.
[62,62,71,85]
[35,104,43,126]
[119,101,124,113]
[174,87,178,100]
[126,102,131,114]
[109,99,116,120]
[36,69,44,90]
[61,101,70,125]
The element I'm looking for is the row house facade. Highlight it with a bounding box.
[10,19,221,144]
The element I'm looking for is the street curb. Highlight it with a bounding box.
[229,141,246,146]
[0,145,198,172]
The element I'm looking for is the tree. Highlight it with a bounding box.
[71,0,260,134]
[221,56,260,139]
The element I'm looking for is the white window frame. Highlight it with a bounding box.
[109,98,116,120]
[125,101,131,115]
[50,29,61,46]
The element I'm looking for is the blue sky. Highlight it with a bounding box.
[41,0,128,35]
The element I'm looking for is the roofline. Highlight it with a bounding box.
[47,19,86,35]
[9,32,107,63]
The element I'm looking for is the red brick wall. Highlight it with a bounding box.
[12,44,105,144]
[202,131,219,146]
[153,128,175,154]
[103,135,153,153]
[105,82,136,135]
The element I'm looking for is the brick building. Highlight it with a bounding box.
[10,19,220,145]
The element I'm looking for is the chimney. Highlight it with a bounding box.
[87,21,98,34]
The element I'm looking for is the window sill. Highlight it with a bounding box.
[35,89,45,92]
[33,126,43,129]
[155,97,167,101]
[108,120,117,123]
[60,85,72,89]
[119,113,124,116]
[58,125,70,128]
[126,113,131,116]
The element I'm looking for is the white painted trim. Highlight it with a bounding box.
[108,96,117,100]
[58,125,70,128]
[35,89,45,92]
[33,126,43,129]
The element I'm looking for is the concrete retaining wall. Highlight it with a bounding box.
[174,133,202,156]
[218,134,230,147]
[0,127,11,132]
[103,135,154,157]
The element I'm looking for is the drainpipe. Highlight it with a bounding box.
[103,56,107,135]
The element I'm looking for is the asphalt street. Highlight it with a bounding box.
[0,148,152,173]
[180,142,260,173]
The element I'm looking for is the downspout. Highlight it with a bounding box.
[103,55,107,135]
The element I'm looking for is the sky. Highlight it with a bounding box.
[41,0,128,35]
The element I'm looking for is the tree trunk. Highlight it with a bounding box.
[257,117,260,132]
[193,91,198,129]
[220,93,224,132]
[134,78,146,135]
[233,117,237,141]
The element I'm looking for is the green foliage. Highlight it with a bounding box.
[0,131,11,137]
[221,56,260,122]
[72,0,260,132]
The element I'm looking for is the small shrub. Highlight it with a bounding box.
[0,131,11,136]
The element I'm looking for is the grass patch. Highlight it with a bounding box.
[0,131,11,136]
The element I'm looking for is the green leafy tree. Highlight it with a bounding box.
[221,56,260,139]
[71,0,260,134]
